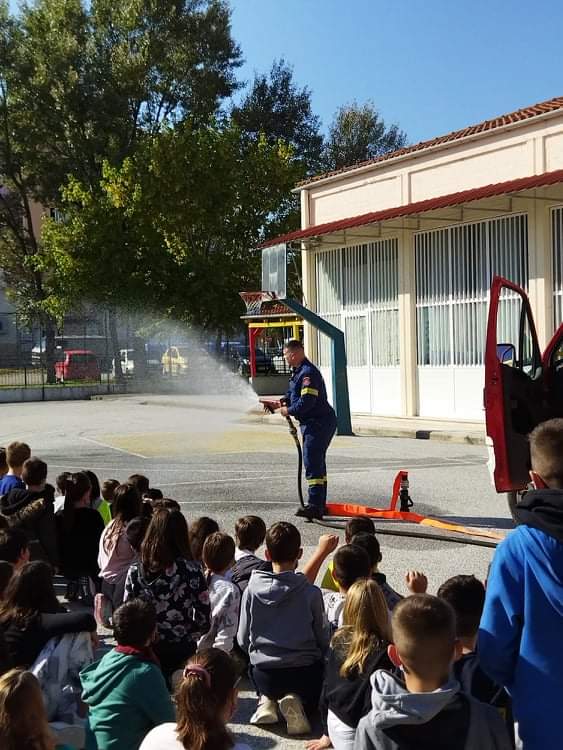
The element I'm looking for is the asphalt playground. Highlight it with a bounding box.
[0,393,511,749]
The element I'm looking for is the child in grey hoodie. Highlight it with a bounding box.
[354,595,511,750]
[237,521,331,737]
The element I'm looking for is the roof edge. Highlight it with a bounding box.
[263,168,563,248]
[294,100,563,193]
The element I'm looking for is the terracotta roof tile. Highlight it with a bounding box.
[262,168,563,248]
[300,96,563,187]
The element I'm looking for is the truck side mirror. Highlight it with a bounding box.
[497,343,516,365]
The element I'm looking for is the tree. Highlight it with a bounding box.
[232,59,323,238]
[42,118,300,335]
[0,0,242,376]
[232,59,323,174]
[323,100,407,171]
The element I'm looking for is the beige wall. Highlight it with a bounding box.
[298,112,563,418]
[304,112,563,226]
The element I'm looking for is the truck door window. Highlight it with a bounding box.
[496,287,540,377]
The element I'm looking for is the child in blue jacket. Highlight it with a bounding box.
[479,418,563,750]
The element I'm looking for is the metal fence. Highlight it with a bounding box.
[0,310,255,399]
[314,238,400,369]
[0,313,117,391]
[415,213,529,367]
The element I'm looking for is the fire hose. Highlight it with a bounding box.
[261,399,501,548]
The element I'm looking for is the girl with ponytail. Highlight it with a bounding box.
[140,648,250,750]
[98,483,141,611]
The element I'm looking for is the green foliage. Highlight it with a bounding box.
[232,59,323,176]
[323,100,407,171]
[42,119,300,332]
[0,0,242,329]
[0,0,408,341]
[231,59,324,238]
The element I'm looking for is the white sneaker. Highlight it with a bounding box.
[250,696,279,725]
[279,693,311,735]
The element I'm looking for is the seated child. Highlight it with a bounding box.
[238,521,331,736]
[127,474,150,497]
[140,648,251,750]
[313,578,393,750]
[0,668,74,750]
[101,478,120,515]
[0,561,96,669]
[189,516,219,563]
[81,598,174,750]
[0,442,31,495]
[0,528,29,569]
[322,544,372,629]
[438,574,513,742]
[98,484,142,611]
[199,532,241,653]
[0,448,6,479]
[231,515,272,590]
[55,472,104,604]
[1,457,59,568]
[86,470,112,526]
[355,594,511,750]
[320,516,375,591]
[143,488,164,504]
[54,472,71,513]
[152,497,180,511]
[351,532,405,611]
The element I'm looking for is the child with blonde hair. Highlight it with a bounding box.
[309,578,392,750]
[0,667,74,750]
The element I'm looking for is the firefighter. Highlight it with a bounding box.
[279,339,337,520]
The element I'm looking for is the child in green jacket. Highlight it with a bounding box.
[81,599,174,750]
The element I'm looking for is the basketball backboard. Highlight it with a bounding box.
[261,243,287,298]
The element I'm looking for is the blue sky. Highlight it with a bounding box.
[7,0,563,147]
[230,0,563,144]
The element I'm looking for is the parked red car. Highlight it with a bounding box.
[55,350,101,383]
[484,276,563,498]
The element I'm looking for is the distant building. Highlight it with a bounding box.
[0,282,18,363]
[262,96,563,420]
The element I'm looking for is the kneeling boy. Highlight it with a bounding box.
[355,595,511,750]
[238,521,331,736]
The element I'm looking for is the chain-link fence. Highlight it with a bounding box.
[0,311,119,392]
[0,309,254,399]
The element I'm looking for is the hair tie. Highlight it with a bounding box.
[183,664,211,688]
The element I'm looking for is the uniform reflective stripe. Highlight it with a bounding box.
[301,387,319,396]
[307,477,327,486]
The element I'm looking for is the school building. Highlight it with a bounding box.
[261,96,563,421]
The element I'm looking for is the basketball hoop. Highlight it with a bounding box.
[239,291,277,316]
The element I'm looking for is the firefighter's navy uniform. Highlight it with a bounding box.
[285,357,337,513]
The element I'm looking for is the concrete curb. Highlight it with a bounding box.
[241,410,486,445]
[353,425,485,445]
